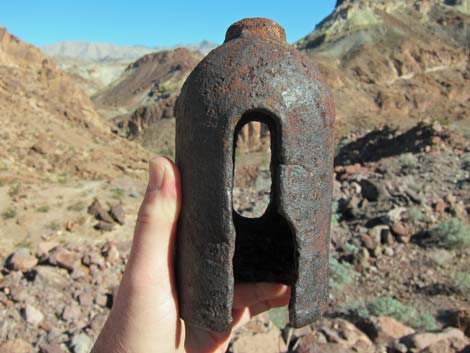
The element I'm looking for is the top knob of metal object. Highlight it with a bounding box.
[224,17,287,43]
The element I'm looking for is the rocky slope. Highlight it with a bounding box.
[1,121,469,353]
[92,48,203,154]
[41,41,217,97]
[0,26,149,183]
[296,0,470,134]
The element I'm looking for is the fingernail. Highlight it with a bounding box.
[148,158,165,191]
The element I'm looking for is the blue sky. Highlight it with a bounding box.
[0,1,336,47]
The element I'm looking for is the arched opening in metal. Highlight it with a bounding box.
[232,110,296,285]
[232,120,271,218]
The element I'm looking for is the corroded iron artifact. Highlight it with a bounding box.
[175,17,335,332]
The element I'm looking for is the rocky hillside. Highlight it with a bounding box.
[0,26,149,183]
[296,0,470,134]
[1,120,469,353]
[40,41,216,98]
[90,0,469,154]
[92,48,203,154]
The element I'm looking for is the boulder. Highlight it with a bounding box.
[23,304,44,326]
[367,316,415,344]
[6,248,38,272]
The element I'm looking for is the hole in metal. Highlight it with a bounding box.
[233,120,271,218]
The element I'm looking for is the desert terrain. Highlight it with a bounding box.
[0,0,469,352]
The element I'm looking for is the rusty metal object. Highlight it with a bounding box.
[175,17,335,332]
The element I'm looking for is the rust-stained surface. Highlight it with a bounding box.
[175,18,335,332]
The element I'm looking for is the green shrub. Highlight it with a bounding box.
[354,297,437,330]
[428,218,470,249]
[343,241,358,254]
[110,187,125,200]
[329,257,356,290]
[46,221,61,231]
[398,153,418,170]
[331,201,340,225]
[407,207,424,224]
[462,156,470,171]
[269,307,289,329]
[367,297,414,323]
[57,173,69,185]
[67,201,86,212]
[2,208,16,219]
[453,272,470,293]
[409,313,438,331]
[8,184,20,197]
[36,205,50,213]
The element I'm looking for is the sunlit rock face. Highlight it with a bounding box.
[296,0,470,134]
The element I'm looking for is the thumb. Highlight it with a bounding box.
[125,156,181,290]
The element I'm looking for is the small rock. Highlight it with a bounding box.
[361,234,380,251]
[95,292,109,307]
[129,191,139,198]
[432,121,443,133]
[65,220,80,232]
[452,202,468,220]
[23,304,44,325]
[370,225,390,244]
[381,230,395,245]
[231,325,287,353]
[33,265,67,289]
[78,292,93,307]
[383,247,395,257]
[360,179,387,202]
[6,248,38,272]
[37,241,59,257]
[350,181,362,194]
[420,337,469,353]
[387,341,408,353]
[355,248,370,268]
[445,193,457,207]
[31,140,54,155]
[391,222,411,243]
[71,265,89,280]
[344,164,365,175]
[109,204,125,225]
[82,252,105,268]
[49,247,80,271]
[47,327,69,344]
[403,327,467,351]
[297,339,353,353]
[88,199,114,223]
[434,199,447,213]
[62,303,82,322]
[0,339,34,353]
[405,188,423,204]
[71,332,92,353]
[367,316,415,344]
[453,309,470,336]
[95,221,114,231]
[38,342,67,353]
[320,319,372,348]
[103,243,120,263]
[9,285,27,302]
[387,207,407,223]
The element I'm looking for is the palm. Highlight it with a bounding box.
[92,157,290,353]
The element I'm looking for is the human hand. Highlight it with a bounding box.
[91,156,290,353]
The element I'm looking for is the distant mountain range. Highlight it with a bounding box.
[40,40,217,62]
